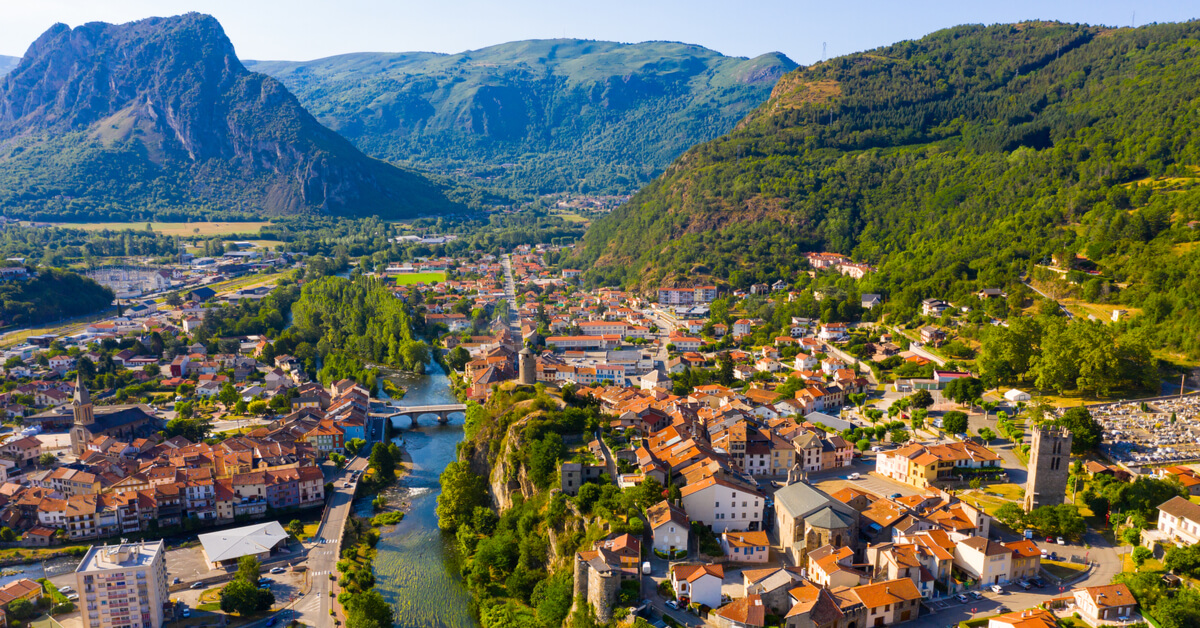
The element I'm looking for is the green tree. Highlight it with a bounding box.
[248,400,269,415]
[37,452,56,466]
[941,411,968,435]
[527,433,565,489]
[219,383,239,408]
[1055,406,1102,454]
[286,519,304,539]
[436,460,488,531]
[369,442,395,481]
[908,389,934,409]
[889,428,910,444]
[219,578,261,616]
[1131,546,1152,570]
[7,598,34,620]
[345,590,394,628]
[994,502,1025,530]
[236,556,261,584]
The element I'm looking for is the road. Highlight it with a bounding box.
[293,456,369,628]
[1021,278,1074,319]
[500,254,521,335]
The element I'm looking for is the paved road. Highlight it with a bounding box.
[500,254,520,334]
[294,456,369,628]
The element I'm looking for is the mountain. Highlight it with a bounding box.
[246,40,795,196]
[576,21,1200,357]
[0,14,454,221]
[0,56,17,77]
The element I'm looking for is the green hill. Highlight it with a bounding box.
[246,40,795,196]
[576,21,1200,356]
[0,14,456,221]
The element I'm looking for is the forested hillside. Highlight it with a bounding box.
[0,14,455,221]
[0,268,114,326]
[247,40,795,196]
[576,21,1200,356]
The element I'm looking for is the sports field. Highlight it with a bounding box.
[393,272,446,285]
[40,221,272,236]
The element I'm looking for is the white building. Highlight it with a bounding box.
[679,476,764,533]
[76,541,169,628]
[1155,496,1200,546]
[646,500,689,555]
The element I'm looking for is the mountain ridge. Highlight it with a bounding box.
[575,20,1200,356]
[247,39,796,196]
[0,13,455,221]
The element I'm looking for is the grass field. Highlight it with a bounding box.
[1042,559,1088,580]
[392,272,446,285]
[39,221,272,237]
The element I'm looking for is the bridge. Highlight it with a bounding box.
[368,403,468,434]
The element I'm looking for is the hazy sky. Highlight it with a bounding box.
[1,1,1197,63]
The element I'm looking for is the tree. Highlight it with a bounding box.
[908,389,934,409]
[345,591,394,628]
[286,519,304,539]
[1132,546,1152,570]
[942,411,968,435]
[248,400,269,415]
[219,383,240,408]
[446,346,470,372]
[369,442,395,481]
[977,427,996,444]
[889,428,910,444]
[855,439,870,452]
[7,598,34,620]
[37,452,56,466]
[436,460,488,531]
[1164,543,1200,578]
[236,556,261,585]
[219,578,261,616]
[345,438,366,456]
[1055,406,1102,454]
[527,433,564,489]
[848,392,867,410]
[994,502,1025,530]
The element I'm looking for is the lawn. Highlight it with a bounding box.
[39,221,272,237]
[392,272,446,285]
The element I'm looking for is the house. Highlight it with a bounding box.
[861,293,882,309]
[807,544,861,588]
[1072,584,1138,624]
[0,578,44,609]
[1004,389,1031,402]
[647,500,690,556]
[594,533,641,570]
[954,536,1011,585]
[977,288,1004,299]
[679,476,764,533]
[987,608,1058,628]
[713,594,766,628]
[671,563,724,609]
[921,299,948,316]
[818,323,848,341]
[720,530,770,564]
[733,319,754,336]
[1152,496,1200,546]
[919,326,945,346]
[742,568,801,616]
[850,578,922,625]
[0,436,41,467]
[1005,539,1042,582]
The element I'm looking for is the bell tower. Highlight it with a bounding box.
[72,373,94,426]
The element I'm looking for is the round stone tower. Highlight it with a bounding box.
[518,347,536,385]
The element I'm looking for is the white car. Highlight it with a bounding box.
[1056,537,1065,545]
[847,473,861,480]
[991,584,1004,594]
[57,586,72,594]
[270,567,286,574]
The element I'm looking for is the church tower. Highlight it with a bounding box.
[71,374,94,455]
[72,373,94,426]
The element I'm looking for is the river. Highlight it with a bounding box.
[356,360,480,628]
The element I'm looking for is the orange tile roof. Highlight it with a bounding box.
[851,577,922,608]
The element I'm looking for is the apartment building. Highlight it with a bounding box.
[76,541,169,628]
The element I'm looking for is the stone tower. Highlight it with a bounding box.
[71,373,95,456]
[1024,424,1072,512]
[72,372,94,427]
[518,347,536,385]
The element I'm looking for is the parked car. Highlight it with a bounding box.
[847,473,861,480]
[181,609,191,618]
[172,577,181,584]
[1019,581,1032,590]
[890,493,903,499]
[1031,578,1046,588]
[57,586,72,593]
[665,600,680,610]
[191,582,205,589]
[955,594,970,603]
[266,618,277,627]
[270,567,286,574]
[67,594,79,601]
[997,605,1011,614]
[969,591,984,600]
[1056,537,1065,545]
[991,584,1004,594]
[1046,537,1054,543]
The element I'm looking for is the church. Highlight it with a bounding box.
[69,375,159,455]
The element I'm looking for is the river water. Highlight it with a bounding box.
[356,360,480,628]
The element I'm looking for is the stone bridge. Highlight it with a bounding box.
[368,403,467,437]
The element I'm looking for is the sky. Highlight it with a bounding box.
[1,0,1197,63]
